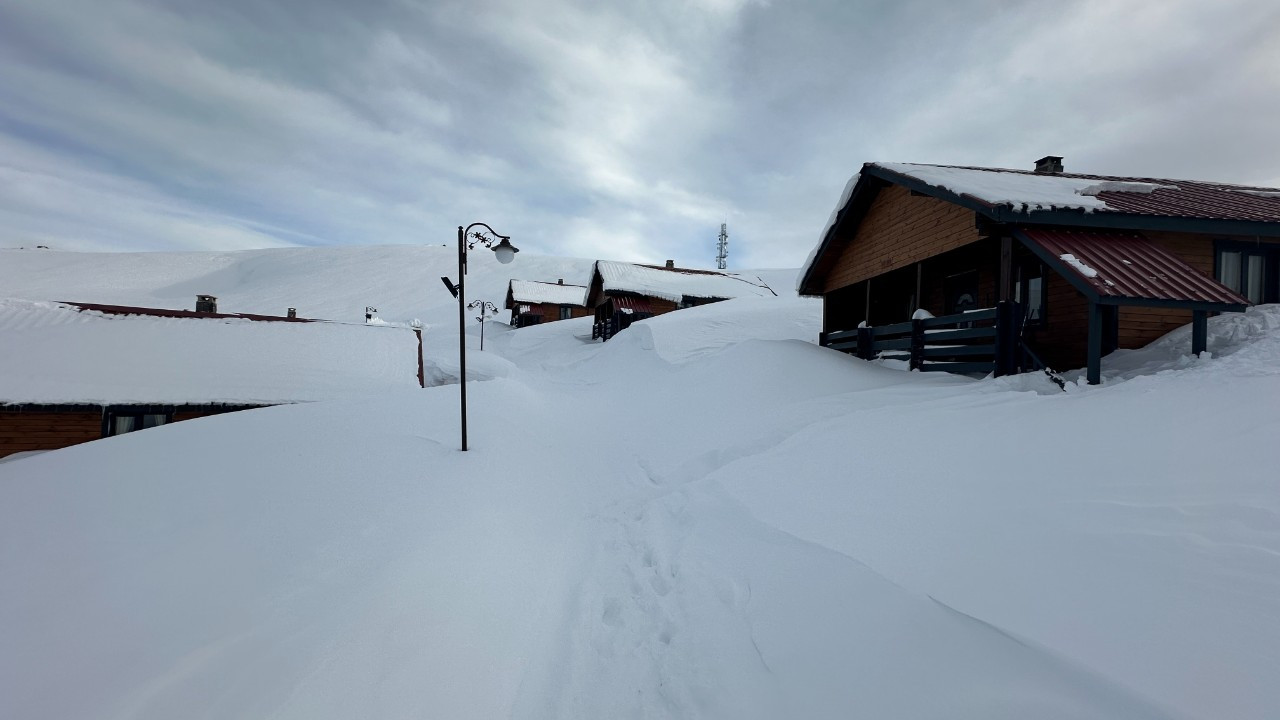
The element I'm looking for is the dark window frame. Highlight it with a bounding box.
[558,305,573,321]
[1016,262,1049,327]
[1214,239,1280,305]
[101,406,174,438]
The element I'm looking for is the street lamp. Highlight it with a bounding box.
[468,299,499,351]
[447,223,519,451]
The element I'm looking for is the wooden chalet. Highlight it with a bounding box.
[797,157,1276,383]
[0,297,424,460]
[587,260,777,340]
[504,279,591,328]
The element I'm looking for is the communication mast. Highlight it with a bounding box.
[715,223,728,270]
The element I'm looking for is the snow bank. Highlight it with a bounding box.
[0,298,421,404]
[2,248,1278,720]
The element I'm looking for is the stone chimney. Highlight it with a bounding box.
[1034,155,1064,174]
[665,259,675,269]
[196,294,217,313]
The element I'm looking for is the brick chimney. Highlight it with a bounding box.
[665,259,675,269]
[196,294,217,313]
[1034,155,1064,174]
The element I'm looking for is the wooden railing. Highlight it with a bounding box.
[820,301,1025,377]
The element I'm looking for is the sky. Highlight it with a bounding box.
[1,0,1278,268]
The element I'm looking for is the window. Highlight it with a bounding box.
[106,411,170,436]
[1015,263,1048,325]
[559,306,572,321]
[1216,245,1275,305]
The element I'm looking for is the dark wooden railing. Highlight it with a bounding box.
[820,301,1025,377]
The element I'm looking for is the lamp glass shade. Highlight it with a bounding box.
[491,238,519,264]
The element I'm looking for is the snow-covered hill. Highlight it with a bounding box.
[2,246,1278,719]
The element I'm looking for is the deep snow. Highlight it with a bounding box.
[2,245,1278,719]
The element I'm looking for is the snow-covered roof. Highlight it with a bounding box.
[797,161,1280,294]
[0,299,421,405]
[872,163,1184,214]
[507,279,588,307]
[873,162,1280,218]
[595,261,776,304]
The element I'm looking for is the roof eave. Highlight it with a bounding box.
[797,168,888,296]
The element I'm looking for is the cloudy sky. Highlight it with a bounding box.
[1,0,1278,267]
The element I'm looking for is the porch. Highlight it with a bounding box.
[821,229,1248,383]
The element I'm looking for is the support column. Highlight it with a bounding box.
[1192,310,1208,356]
[998,236,1013,302]
[1086,301,1103,385]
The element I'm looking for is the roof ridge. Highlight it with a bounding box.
[872,161,1280,192]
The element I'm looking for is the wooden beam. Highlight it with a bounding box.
[1087,301,1103,385]
[998,236,1013,302]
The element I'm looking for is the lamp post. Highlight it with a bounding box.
[467,299,499,351]
[449,223,518,451]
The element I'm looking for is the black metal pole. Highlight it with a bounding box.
[479,315,485,351]
[457,225,468,451]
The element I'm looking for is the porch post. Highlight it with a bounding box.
[998,236,1013,302]
[1086,301,1103,385]
[1192,310,1208,356]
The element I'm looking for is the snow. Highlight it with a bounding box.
[507,279,588,307]
[796,172,860,294]
[2,246,1279,720]
[0,298,421,404]
[1059,252,1099,278]
[1077,180,1179,196]
[594,260,777,304]
[874,163,1181,214]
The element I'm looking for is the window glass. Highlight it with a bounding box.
[109,412,169,436]
[1218,251,1242,292]
[559,306,572,320]
[1246,254,1264,304]
[1026,276,1044,321]
[112,415,137,435]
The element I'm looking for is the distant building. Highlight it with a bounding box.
[0,298,423,459]
[798,158,1271,383]
[587,260,777,341]
[504,279,591,328]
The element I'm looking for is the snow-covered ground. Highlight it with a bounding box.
[2,246,1278,719]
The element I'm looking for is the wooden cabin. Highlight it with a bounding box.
[504,279,591,328]
[797,157,1277,383]
[0,298,424,460]
[587,260,777,340]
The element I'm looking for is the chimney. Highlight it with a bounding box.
[287,307,297,319]
[665,259,675,269]
[1034,155,1064,174]
[557,279,564,285]
[196,294,217,313]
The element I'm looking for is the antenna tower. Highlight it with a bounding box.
[715,222,728,270]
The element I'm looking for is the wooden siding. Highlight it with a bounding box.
[821,185,981,293]
[0,411,102,458]
[0,405,262,459]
